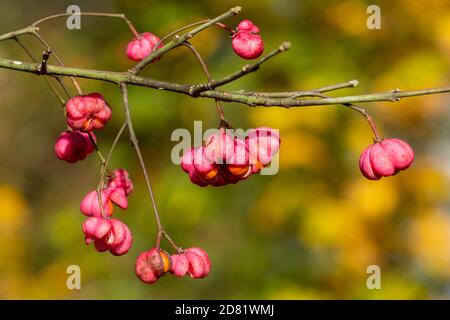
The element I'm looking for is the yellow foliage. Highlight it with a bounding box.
[344,117,380,157]
[325,1,369,36]
[340,240,380,275]
[279,130,329,170]
[408,210,450,278]
[434,13,450,59]
[249,109,303,132]
[0,184,28,235]
[268,286,331,300]
[344,178,399,221]
[402,163,448,205]
[299,198,364,248]
[249,181,300,234]
[21,260,78,299]
[357,273,426,299]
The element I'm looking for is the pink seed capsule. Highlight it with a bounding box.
[108,219,133,256]
[246,127,280,172]
[232,20,264,60]
[66,93,112,131]
[170,253,190,277]
[193,147,219,180]
[107,169,133,196]
[185,247,211,279]
[135,248,172,284]
[80,189,114,217]
[108,187,128,210]
[181,148,195,174]
[359,138,414,180]
[236,19,260,33]
[54,130,95,163]
[126,32,163,62]
[203,132,235,164]
[227,138,251,177]
[82,217,132,256]
[82,217,111,245]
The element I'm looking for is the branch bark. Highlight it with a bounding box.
[1,57,449,107]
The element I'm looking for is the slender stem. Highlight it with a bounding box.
[0,25,80,96]
[119,82,163,232]
[131,6,242,74]
[312,92,382,141]
[91,123,128,221]
[13,38,66,105]
[97,122,128,191]
[2,29,72,100]
[0,26,39,41]
[156,230,181,252]
[151,19,235,55]
[31,31,82,95]
[183,41,226,121]
[96,189,106,219]
[188,42,291,96]
[32,12,139,37]
[312,79,360,93]
[0,58,449,108]
[215,22,235,34]
[88,131,106,164]
[162,231,181,252]
[152,20,209,53]
[231,79,359,97]
[342,102,382,141]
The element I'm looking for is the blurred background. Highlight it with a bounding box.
[0,0,449,299]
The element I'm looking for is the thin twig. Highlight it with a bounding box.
[119,82,163,232]
[183,41,227,122]
[304,91,382,141]
[188,41,291,96]
[0,26,38,41]
[32,12,139,37]
[13,37,66,105]
[31,31,82,95]
[131,6,242,74]
[88,131,106,164]
[231,79,359,97]
[97,122,128,191]
[151,19,235,55]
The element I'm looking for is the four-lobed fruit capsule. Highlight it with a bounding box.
[232,20,264,60]
[359,138,414,180]
[126,32,163,62]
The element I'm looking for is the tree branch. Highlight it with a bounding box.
[0,58,448,107]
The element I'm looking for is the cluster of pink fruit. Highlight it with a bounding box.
[80,170,134,255]
[125,19,264,62]
[136,247,211,284]
[51,87,214,284]
[54,93,111,163]
[180,127,280,187]
[53,92,136,255]
[51,13,416,286]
